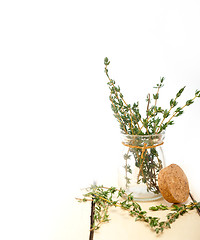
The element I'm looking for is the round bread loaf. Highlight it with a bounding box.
[158,164,189,203]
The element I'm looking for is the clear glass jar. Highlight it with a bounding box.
[118,131,165,201]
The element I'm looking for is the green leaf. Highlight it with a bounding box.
[153,93,159,100]
[175,110,183,117]
[175,107,182,112]
[163,109,170,118]
[166,222,171,228]
[160,77,164,83]
[171,205,179,210]
[186,99,194,106]
[140,211,147,215]
[195,89,200,97]
[104,57,110,65]
[149,206,158,211]
[119,93,123,98]
[168,120,174,125]
[170,99,178,108]
[176,86,186,98]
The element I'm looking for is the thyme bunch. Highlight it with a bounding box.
[104,57,200,193]
[104,57,200,135]
[77,185,200,235]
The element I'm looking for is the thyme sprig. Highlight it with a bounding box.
[77,185,200,235]
[104,57,200,135]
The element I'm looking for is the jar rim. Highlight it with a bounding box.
[121,131,165,147]
[121,130,165,138]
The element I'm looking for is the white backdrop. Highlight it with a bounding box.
[0,1,200,239]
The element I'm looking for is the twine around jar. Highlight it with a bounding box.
[122,142,164,158]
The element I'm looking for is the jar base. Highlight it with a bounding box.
[125,184,163,202]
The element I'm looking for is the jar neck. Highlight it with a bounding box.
[121,132,165,147]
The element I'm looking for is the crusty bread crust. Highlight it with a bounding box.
[158,164,189,203]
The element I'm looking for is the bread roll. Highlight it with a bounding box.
[158,164,189,203]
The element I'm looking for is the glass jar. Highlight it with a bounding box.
[118,131,165,201]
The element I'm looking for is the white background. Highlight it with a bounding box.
[0,0,200,239]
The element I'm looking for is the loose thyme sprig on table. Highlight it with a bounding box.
[77,185,200,235]
[104,57,200,135]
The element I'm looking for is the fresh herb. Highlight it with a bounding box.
[104,57,200,192]
[77,185,200,235]
[104,57,200,135]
